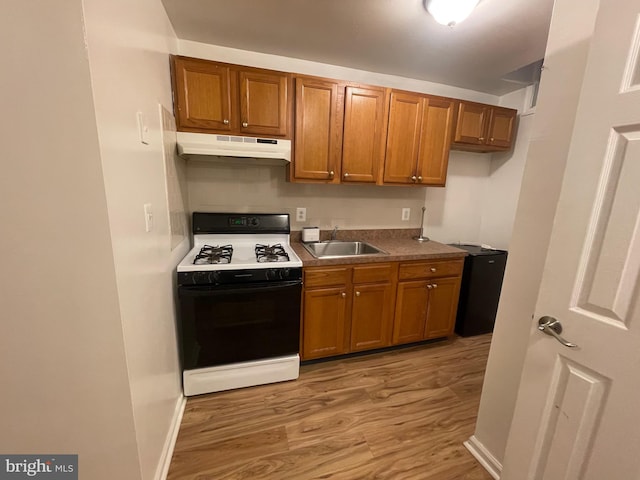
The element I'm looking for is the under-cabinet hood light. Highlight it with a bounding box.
[426,0,480,26]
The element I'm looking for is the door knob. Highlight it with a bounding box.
[538,316,578,348]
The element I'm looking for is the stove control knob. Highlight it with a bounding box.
[280,268,290,279]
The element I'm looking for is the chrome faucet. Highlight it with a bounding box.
[331,226,339,241]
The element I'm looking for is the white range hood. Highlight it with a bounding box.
[176,132,291,164]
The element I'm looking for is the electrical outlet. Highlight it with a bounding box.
[402,207,410,221]
[296,207,306,222]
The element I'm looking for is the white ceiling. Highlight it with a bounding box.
[161,0,554,96]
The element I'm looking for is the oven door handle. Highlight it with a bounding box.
[179,280,302,296]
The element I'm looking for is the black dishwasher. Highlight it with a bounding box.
[449,244,508,336]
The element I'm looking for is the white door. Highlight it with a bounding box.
[501,0,640,479]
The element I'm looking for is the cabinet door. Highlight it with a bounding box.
[350,282,395,351]
[383,91,423,184]
[424,277,461,339]
[239,70,289,137]
[392,280,429,344]
[416,97,455,186]
[486,107,516,149]
[302,286,348,359]
[293,77,343,182]
[172,56,234,132]
[453,102,489,145]
[341,86,387,184]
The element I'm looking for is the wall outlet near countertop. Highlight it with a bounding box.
[296,207,306,222]
[401,208,410,221]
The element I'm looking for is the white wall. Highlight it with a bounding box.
[470,0,600,470]
[82,1,189,479]
[478,88,534,250]
[0,1,141,478]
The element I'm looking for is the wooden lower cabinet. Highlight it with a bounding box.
[301,263,396,360]
[393,260,463,344]
[424,276,462,339]
[392,280,430,344]
[302,258,463,360]
[302,286,348,360]
[350,282,395,352]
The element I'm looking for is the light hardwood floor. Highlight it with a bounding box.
[168,335,494,480]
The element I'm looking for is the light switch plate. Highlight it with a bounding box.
[144,203,153,232]
[137,111,150,145]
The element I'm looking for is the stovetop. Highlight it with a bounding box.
[177,234,303,272]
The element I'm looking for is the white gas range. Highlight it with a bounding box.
[176,212,303,396]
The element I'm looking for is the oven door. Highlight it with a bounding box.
[178,280,301,370]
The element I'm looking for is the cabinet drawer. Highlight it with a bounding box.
[398,259,463,280]
[304,266,349,287]
[352,263,394,284]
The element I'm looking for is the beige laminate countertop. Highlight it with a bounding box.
[290,229,467,267]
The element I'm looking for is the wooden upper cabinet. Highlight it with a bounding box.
[293,76,343,183]
[417,98,455,186]
[383,91,423,184]
[452,101,517,152]
[486,107,516,148]
[453,102,489,145]
[341,86,388,184]
[239,70,288,136]
[172,56,234,132]
[171,55,291,138]
[383,91,455,186]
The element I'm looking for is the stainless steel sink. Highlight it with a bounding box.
[301,241,387,259]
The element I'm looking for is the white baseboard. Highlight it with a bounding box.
[464,435,502,479]
[155,395,186,480]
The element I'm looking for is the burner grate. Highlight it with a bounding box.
[255,243,290,263]
[194,244,233,265]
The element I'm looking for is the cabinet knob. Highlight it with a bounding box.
[329,171,335,178]
[417,176,423,182]
[344,172,350,178]
[223,119,230,125]
[341,292,346,298]
[478,137,485,142]
[355,291,361,297]
[430,267,437,272]
[432,283,438,289]
[490,137,495,142]
[411,175,417,182]
[242,122,248,128]
[427,284,433,290]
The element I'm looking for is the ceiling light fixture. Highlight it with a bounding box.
[426,0,480,27]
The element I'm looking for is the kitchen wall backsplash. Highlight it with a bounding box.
[186,160,427,230]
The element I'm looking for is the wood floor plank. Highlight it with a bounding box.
[168,334,494,480]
